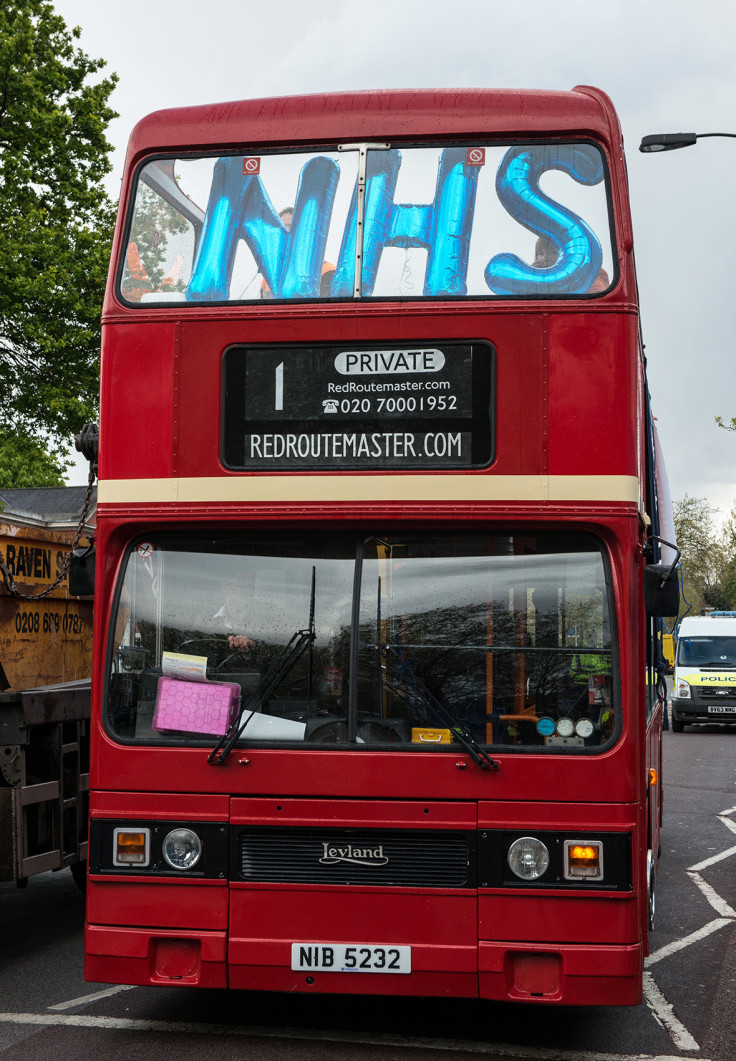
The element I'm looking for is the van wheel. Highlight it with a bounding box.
[671,717,685,733]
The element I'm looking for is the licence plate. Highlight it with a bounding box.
[291,943,411,973]
[707,705,736,714]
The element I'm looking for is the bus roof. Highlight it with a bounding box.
[124,85,623,163]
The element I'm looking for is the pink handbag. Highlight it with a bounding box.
[152,676,241,736]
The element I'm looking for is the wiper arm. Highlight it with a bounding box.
[417,682,500,771]
[382,645,499,771]
[208,626,315,764]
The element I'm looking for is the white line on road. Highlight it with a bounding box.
[0,1012,714,1061]
[688,844,736,872]
[687,871,736,919]
[642,972,700,1052]
[645,917,733,967]
[48,985,136,1011]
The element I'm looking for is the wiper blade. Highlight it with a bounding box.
[382,645,499,771]
[419,683,500,771]
[208,626,315,764]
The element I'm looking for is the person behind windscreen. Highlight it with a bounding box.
[214,567,257,652]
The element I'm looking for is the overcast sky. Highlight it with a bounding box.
[56,0,736,520]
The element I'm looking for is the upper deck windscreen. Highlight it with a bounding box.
[120,142,614,304]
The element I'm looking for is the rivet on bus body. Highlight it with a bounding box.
[238,758,251,766]
[455,761,467,769]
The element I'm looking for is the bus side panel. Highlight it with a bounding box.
[548,315,639,476]
[99,322,176,481]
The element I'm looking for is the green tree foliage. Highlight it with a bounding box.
[0,1,118,477]
[0,429,65,487]
[673,495,736,615]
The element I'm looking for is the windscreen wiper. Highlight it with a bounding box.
[382,645,499,771]
[208,566,316,765]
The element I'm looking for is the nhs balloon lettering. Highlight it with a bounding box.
[332,148,480,297]
[485,144,604,296]
[187,155,339,301]
[185,145,605,301]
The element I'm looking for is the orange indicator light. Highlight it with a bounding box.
[564,840,603,880]
[570,844,597,864]
[114,828,149,865]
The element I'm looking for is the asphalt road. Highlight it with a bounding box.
[1,719,735,1061]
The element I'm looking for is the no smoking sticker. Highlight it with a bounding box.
[467,148,485,166]
[243,157,260,175]
[137,542,154,559]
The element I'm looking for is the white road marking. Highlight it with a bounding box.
[687,871,736,919]
[645,917,733,967]
[0,1011,715,1060]
[642,802,735,1054]
[688,844,736,872]
[48,985,136,1011]
[642,973,700,1052]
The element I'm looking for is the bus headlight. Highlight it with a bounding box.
[162,828,202,870]
[676,679,691,699]
[507,836,550,881]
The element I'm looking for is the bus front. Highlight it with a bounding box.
[85,87,660,1006]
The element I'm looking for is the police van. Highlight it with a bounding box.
[671,613,736,732]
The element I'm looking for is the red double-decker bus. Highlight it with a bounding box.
[82,86,677,1006]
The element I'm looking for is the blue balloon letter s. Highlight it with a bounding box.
[485,144,604,296]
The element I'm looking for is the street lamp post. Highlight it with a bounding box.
[640,132,736,152]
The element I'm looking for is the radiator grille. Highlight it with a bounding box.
[237,829,472,887]
[692,686,736,705]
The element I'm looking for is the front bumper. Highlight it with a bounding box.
[671,694,736,724]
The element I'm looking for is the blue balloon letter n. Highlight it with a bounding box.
[187,155,340,300]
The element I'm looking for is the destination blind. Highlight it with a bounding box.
[222,341,495,470]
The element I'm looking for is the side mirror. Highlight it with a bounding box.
[643,535,680,617]
[644,563,679,617]
[69,547,95,597]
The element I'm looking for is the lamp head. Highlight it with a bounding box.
[639,133,698,153]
